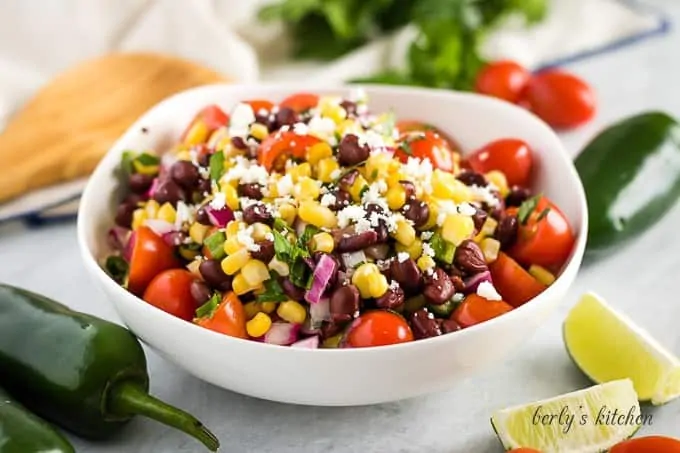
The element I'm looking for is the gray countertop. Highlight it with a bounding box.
[2,1,680,451]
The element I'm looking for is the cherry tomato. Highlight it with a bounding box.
[451,294,513,328]
[396,120,460,150]
[466,138,533,187]
[195,292,248,339]
[394,130,455,172]
[143,269,198,320]
[488,252,547,308]
[244,99,275,114]
[258,131,322,172]
[474,60,531,103]
[345,311,414,348]
[279,92,319,112]
[127,226,180,296]
[521,69,596,129]
[179,105,229,142]
[507,196,575,270]
[610,436,680,453]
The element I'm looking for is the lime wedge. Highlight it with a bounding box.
[491,379,641,452]
[564,292,680,404]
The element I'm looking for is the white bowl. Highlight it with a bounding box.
[78,84,587,406]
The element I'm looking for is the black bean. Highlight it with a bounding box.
[333,230,376,253]
[399,181,416,200]
[389,258,422,294]
[410,309,442,339]
[423,268,455,305]
[171,161,200,189]
[199,259,233,292]
[456,170,488,187]
[320,321,343,340]
[328,189,351,211]
[197,178,211,195]
[197,150,212,167]
[114,202,136,228]
[275,107,298,129]
[231,136,248,150]
[339,100,357,116]
[164,231,186,247]
[495,215,519,249]
[454,240,488,274]
[506,186,531,207]
[282,278,305,301]
[337,134,369,166]
[375,284,405,310]
[439,318,462,334]
[152,179,186,205]
[449,268,466,292]
[472,207,488,231]
[194,206,211,225]
[190,280,212,304]
[365,204,389,242]
[251,240,275,263]
[330,285,360,323]
[242,202,273,225]
[128,173,154,194]
[238,183,264,200]
[123,193,143,206]
[402,200,429,228]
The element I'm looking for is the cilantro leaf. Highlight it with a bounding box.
[209,152,225,182]
[121,151,137,175]
[272,230,294,261]
[517,194,543,225]
[195,292,221,318]
[105,255,128,284]
[257,271,289,302]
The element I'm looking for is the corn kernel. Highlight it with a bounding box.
[223,237,242,255]
[131,209,147,230]
[298,201,337,229]
[441,214,475,246]
[184,120,209,146]
[207,126,228,149]
[529,265,556,286]
[277,300,307,324]
[246,312,272,338]
[316,158,340,183]
[189,222,210,244]
[277,203,297,226]
[320,98,347,124]
[145,200,160,219]
[260,301,277,314]
[221,249,251,275]
[417,255,436,272]
[364,153,392,181]
[186,259,202,277]
[243,301,261,320]
[481,217,499,237]
[242,260,270,286]
[175,150,192,162]
[393,219,416,246]
[156,203,177,224]
[395,238,423,260]
[385,185,406,210]
[268,257,290,276]
[352,263,381,299]
[221,183,240,211]
[480,238,501,263]
[349,175,369,202]
[419,202,439,231]
[386,170,407,188]
[306,142,333,165]
[311,232,334,253]
[336,119,360,136]
[486,171,509,198]
[293,177,321,201]
[249,123,269,141]
[432,170,473,203]
[289,162,312,182]
[367,273,389,298]
[251,223,272,242]
[232,273,252,295]
[226,220,244,239]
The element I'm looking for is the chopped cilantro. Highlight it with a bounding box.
[195,292,221,318]
[517,194,543,225]
[430,232,455,264]
[298,225,319,249]
[400,141,413,156]
[272,227,316,289]
[272,230,294,261]
[135,152,160,167]
[121,151,136,175]
[256,271,288,302]
[273,218,290,232]
[105,255,128,284]
[209,152,225,182]
[536,207,551,222]
[203,231,227,260]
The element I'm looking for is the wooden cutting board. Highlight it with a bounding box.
[0,52,228,203]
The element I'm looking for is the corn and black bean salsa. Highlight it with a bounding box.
[106,91,576,348]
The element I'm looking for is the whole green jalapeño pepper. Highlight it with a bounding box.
[0,385,75,453]
[0,285,219,452]
[575,112,680,259]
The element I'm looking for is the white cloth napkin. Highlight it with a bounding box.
[0,0,667,223]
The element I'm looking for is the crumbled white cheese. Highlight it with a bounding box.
[292,122,309,135]
[320,193,337,207]
[358,130,388,151]
[452,293,464,303]
[354,218,373,234]
[402,157,434,195]
[174,201,195,227]
[276,174,294,197]
[264,232,274,242]
[477,281,502,301]
[436,200,476,226]
[458,202,477,216]
[236,225,261,252]
[397,252,410,263]
[257,108,269,116]
[361,181,388,207]
[210,192,226,210]
[223,156,269,186]
[198,166,210,180]
[239,197,260,209]
[337,205,367,229]
[308,116,336,137]
[228,103,255,138]
[469,184,500,207]
[330,169,342,180]
[420,231,434,241]
[389,279,400,291]
[349,87,367,103]
[422,242,435,257]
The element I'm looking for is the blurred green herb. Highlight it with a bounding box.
[259,0,547,90]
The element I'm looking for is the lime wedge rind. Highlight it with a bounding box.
[563,292,680,405]
[491,379,641,453]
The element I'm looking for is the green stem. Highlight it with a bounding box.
[109,380,220,452]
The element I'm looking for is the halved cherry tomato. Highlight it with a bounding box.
[180,105,229,141]
[345,311,414,348]
[244,99,275,114]
[258,131,322,172]
[488,252,547,308]
[279,93,319,112]
[394,130,455,172]
[466,138,533,187]
[195,292,248,339]
[127,226,180,296]
[610,436,680,453]
[507,196,575,270]
[451,294,513,328]
[521,69,596,129]
[143,269,198,320]
[474,60,532,103]
[396,120,460,150]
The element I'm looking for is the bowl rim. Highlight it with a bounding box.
[77,83,588,355]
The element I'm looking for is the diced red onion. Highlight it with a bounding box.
[205,205,234,228]
[341,250,366,269]
[464,270,493,292]
[310,297,331,327]
[291,336,319,349]
[162,231,185,247]
[145,177,161,199]
[107,226,131,252]
[305,254,337,304]
[264,322,300,346]
[144,219,176,236]
[123,231,136,261]
[364,243,390,261]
